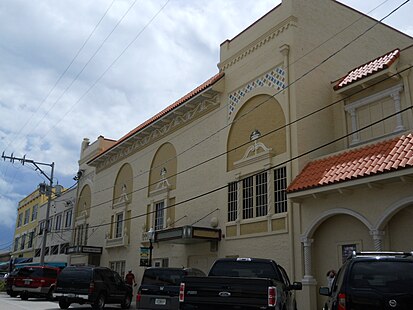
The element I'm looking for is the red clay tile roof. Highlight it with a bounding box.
[334,48,400,91]
[287,133,413,193]
[90,72,224,163]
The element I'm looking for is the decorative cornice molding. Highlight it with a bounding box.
[96,95,220,171]
[218,16,297,71]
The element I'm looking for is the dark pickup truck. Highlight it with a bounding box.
[179,257,302,310]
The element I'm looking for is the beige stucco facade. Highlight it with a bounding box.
[67,1,413,309]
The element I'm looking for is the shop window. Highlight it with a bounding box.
[55,214,62,231]
[17,213,23,227]
[274,167,287,213]
[227,167,287,222]
[109,260,126,278]
[154,201,165,231]
[24,209,30,225]
[60,243,69,254]
[115,213,123,238]
[31,204,38,221]
[227,182,238,222]
[14,237,20,251]
[27,231,34,248]
[20,234,26,250]
[64,209,72,228]
[51,245,59,255]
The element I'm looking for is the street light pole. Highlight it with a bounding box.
[147,228,155,267]
[39,162,54,266]
[1,153,55,266]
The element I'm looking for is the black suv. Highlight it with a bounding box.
[54,266,132,309]
[319,251,413,310]
[136,267,205,310]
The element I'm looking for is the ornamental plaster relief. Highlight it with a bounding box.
[96,95,220,171]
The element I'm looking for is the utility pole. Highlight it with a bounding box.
[2,152,55,265]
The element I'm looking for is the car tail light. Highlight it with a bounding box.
[268,286,277,307]
[89,281,95,295]
[179,283,185,302]
[338,293,346,310]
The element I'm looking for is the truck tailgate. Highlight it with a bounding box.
[181,276,273,308]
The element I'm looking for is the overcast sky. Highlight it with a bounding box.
[0,0,412,253]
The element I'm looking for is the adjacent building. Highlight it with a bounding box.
[32,186,76,266]
[11,188,45,261]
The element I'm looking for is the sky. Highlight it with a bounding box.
[0,0,412,253]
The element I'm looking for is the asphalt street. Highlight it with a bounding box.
[0,292,136,310]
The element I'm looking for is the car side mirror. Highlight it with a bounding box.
[289,282,302,290]
[319,286,330,296]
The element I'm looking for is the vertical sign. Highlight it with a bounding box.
[140,247,150,267]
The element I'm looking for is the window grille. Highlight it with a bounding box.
[227,182,238,221]
[274,167,287,213]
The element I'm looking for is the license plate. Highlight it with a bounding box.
[24,280,30,285]
[155,298,166,305]
[68,293,76,298]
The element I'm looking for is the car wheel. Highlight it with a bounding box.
[59,300,70,309]
[20,292,29,300]
[47,287,55,301]
[121,293,132,309]
[92,293,106,310]
[8,290,18,298]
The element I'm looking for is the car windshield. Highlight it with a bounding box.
[142,269,184,286]
[350,261,413,293]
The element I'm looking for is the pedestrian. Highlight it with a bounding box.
[125,270,136,287]
[326,269,336,289]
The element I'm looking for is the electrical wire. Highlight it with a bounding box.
[1,0,117,154]
[2,1,409,247]
[73,0,411,205]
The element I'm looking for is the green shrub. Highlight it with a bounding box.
[0,281,5,292]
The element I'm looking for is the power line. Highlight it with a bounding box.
[2,1,408,245]
[48,103,413,233]
[38,0,171,143]
[73,0,411,204]
[1,0,117,155]
[62,60,411,232]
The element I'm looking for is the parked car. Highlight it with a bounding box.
[179,257,302,310]
[136,267,206,309]
[5,269,20,297]
[12,265,60,300]
[54,265,133,310]
[319,251,413,310]
[0,271,7,281]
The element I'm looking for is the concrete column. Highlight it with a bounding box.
[370,230,385,251]
[390,91,404,131]
[300,237,317,310]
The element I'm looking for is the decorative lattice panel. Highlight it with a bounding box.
[228,66,285,117]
